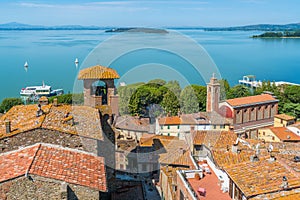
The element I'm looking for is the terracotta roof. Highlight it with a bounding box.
[275,114,296,121]
[270,127,300,141]
[193,131,237,149]
[78,65,120,80]
[158,116,181,125]
[0,145,39,183]
[115,115,150,132]
[0,104,51,137]
[138,135,193,167]
[0,144,107,191]
[224,159,300,198]
[226,94,277,107]
[0,104,103,140]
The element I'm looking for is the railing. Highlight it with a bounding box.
[177,170,198,200]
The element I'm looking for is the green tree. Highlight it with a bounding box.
[148,79,166,86]
[191,85,207,112]
[227,85,251,99]
[161,90,180,116]
[0,98,23,113]
[72,93,84,105]
[164,80,181,98]
[128,83,166,116]
[218,79,230,100]
[281,103,300,119]
[283,85,300,103]
[180,86,199,114]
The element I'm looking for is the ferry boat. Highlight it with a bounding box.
[20,82,64,102]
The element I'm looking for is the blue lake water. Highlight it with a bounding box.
[0,29,300,101]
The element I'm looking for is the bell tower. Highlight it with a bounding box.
[206,73,220,112]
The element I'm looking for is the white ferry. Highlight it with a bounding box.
[20,82,64,102]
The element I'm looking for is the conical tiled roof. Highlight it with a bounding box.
[78,65,120,80]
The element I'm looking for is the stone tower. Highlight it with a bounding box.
[78,65,120,117]
[206,73,220,112]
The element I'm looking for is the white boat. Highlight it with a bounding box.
[20,82,64,102]
[24,61,28,72]
[75,58,79,68]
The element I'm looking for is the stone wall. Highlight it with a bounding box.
[0,175,100,200]
[0,128,98,154]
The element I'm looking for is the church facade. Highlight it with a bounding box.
[206,75,279,139]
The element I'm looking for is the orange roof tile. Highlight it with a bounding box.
[29,144,107,191]
[78,65,120,80]
[224,159,300,198]
[0,145,40,183]
[193,131,237,149]
[158,116,181,125]
[270,127,300,141]
[226,94,277,107]
[275,114,296,121]
[0,144,107,191]
[0,104,103,140]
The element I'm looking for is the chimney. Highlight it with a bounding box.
[60,182,67,199]
[5,120,11,133]
[250,155,259,162]
[269,154,276,163]
[177,108,181,117]
[281,176,289,190]
[53,98,58,106]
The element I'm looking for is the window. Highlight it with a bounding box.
[263,132,265,136]
[168,133,170,136]
[177,125,180,129]
[177,133,180,137]
[213,125,217,129]
[272,136,275,141]
[167,125,170,129]
[161,126,163,130]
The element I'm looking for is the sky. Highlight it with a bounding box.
[0,0,300,27]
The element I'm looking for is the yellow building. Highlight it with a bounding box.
[258,127,300,142]
[274,114,296,127]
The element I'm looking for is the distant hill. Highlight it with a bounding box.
[203,23,300,31]
[1,22,300,31]
[105,27,168,33]
[0,22,104,30]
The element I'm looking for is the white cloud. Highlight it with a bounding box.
[15,1,150,12]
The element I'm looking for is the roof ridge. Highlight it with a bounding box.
[26,143,42,175]
[35,142,100,157]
